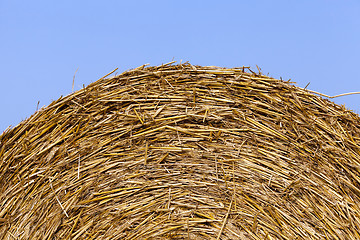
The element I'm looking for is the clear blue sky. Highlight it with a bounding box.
[1,0,360,132]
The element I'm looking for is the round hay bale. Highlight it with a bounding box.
[1,63,360,239]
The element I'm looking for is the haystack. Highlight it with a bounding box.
[1,62,360,239]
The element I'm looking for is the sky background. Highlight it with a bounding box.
[1,0,360,132]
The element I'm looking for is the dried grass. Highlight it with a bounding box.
[1,62,360,239]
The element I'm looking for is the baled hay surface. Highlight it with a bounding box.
[1,63,360,240]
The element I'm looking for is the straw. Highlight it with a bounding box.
[1,62,360,239]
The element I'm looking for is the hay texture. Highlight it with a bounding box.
[1,62,360,239]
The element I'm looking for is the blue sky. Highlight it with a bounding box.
[1,0,360,132]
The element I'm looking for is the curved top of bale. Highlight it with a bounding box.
[1,62,360,239]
